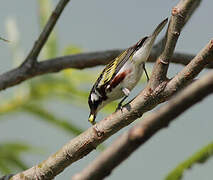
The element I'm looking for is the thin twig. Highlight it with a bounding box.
[0,0,71,91]
[149,0,202,89]
[21,0,70,66]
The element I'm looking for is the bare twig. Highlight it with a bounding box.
[149,0,201,89]
[0,0,71,91]
[164,39,213,95]
[10,36,213,180]
[21,0,70,66]
[72,71,213,180]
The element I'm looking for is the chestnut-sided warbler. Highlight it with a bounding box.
[88,18,168,125]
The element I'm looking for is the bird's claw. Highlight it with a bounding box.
[116,103,123,112]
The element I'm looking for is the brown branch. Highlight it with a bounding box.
[149,0,201,89]
[10,36,213,180]
[22,0,70,66]
[1,48,211,91]
[0,49,120,91]
[0,0,71,91]
[72,71,213,180]
[164,39,213,96]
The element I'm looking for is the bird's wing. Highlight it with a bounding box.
[96,47,135,90]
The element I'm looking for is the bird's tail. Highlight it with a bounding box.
[151,18,168,38]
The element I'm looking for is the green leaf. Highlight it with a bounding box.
[28,72,90,104]
[28,74,77,99]
[0,142,34,174]
[0,98,26,116]
[62,45,82,55]
[5,17,24,66]
[38,0,52,28]
[165,141,213,180]
[1,143,32,153]
[22,104,106,151]
[4,156,28,171]
[21,104,83,136]
[0,161,11,174]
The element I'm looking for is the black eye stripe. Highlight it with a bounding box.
[88,95,102,111]
[136,36,148,49]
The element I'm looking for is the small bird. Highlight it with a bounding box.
[88,18,168,125]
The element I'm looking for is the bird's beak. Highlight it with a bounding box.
[88,112,96,125]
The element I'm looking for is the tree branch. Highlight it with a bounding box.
[10,35,213,180]
[0,0,71,91]
[72,70,213,180]
[22,0,70,66]
[0,0,71,93]
[1,48,212,91]
[164,39,213,96]
[149,0,201,89]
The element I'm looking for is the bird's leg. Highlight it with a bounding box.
[143,63,149,82]
[116,88,130,111]
[116,96,128,111]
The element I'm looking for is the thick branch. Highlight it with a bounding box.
[72,71,213,180]
[0,48,211,91]
[10,37,213,180]
[164,39,213,96]
[0,49,120,91]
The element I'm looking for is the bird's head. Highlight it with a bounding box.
[88,91,102,125]
[133,18,168,63]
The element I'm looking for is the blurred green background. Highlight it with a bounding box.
[0,0,213,180]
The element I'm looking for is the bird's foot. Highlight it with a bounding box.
[116,103,123,112]
[143,63,149,82]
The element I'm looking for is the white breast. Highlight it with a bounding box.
[97,61,144,111]
[132,43,152,65]
[107,62,143,100]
